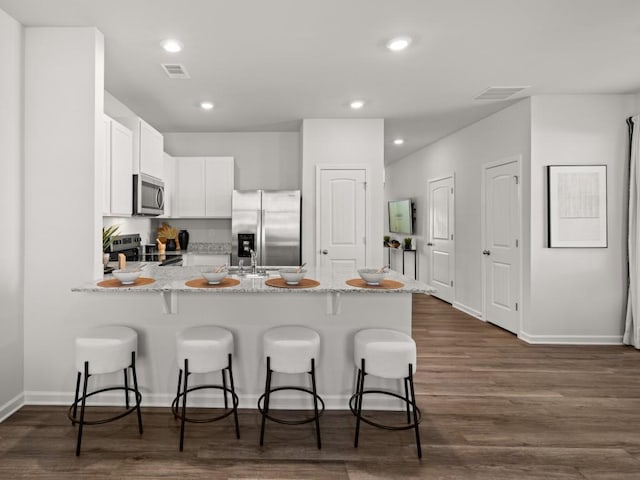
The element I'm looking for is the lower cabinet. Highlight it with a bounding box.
[174,156,234,218]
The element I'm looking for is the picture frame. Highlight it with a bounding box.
[547,165,607,248]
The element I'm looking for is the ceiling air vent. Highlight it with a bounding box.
[474,86,529,100]
[161,63,190,79]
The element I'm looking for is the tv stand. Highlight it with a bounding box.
[385,246,417,280]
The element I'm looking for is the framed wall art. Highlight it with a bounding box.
[547,165,607,248]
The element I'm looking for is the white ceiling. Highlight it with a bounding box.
[2,0,640,164]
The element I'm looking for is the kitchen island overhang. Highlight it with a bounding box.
[71,266,433,410]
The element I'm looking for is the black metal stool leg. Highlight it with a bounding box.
[310,358,322,449]
[354,358,366,448]
[130,352,143,434]
[222,368,228,409]
[227,353,240,439]
[174,369,182,419]
[259,356,272,446]
[75,361,90,456]
[408,364,422,459]
[404,377,411,423]
[72,371,81,424]
[179,358,189,452]
[123,368,130,409]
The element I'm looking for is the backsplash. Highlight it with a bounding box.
[151,218,232,243]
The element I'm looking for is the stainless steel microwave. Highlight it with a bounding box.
[133,173,164,216]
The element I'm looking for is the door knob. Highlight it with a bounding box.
[427,242,434,246]
[482,250,491,255]
[321,249,328,255]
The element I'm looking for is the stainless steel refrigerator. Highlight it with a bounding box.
[231,190,301,267]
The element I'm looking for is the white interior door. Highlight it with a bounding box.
[317,168,366,273]
[483,160,520,334]
[427,176,455,303]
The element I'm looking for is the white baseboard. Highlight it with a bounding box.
[0,393,25,423]
[23,390,401,411]
[518,331,623,345]
[452,301,483,320]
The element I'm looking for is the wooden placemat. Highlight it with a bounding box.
[346,278,404,289]
[185,277,241,288]
[97,277,156,288]
[264,278,320,289]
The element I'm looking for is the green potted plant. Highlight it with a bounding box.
[404,237,413,250]
[102,225,119,267]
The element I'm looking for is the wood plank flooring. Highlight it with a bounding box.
[2,295,640,479]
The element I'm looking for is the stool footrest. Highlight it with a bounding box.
[67,386,142,426]
[349,389,422,431]
[171,385,239,424]
[258,386,325,426]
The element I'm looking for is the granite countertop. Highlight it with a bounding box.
[73,265,433,295]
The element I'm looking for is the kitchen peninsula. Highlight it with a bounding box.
[72,266,432,410]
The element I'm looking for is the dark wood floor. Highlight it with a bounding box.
[2,295,640,479]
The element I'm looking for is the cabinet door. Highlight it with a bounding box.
[162,152,174,217]
[109,119,133,216]
[175,157,205,216]
[139,119,164,179]
[102,115,111,215]
[205,157,234,217]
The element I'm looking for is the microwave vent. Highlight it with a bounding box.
[161,63,190,79]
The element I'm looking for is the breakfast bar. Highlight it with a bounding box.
[72,266,432,410]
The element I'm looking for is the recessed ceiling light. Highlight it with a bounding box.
[393,138,405,145]
[200,101,214,110]
[386,37,412,52]
[350,100,365,110]
[162,39,183,53]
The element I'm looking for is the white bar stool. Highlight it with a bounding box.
[172,325,239,451]
[68,325,143,456]
[259,326,324,449]
[350,328,422,459]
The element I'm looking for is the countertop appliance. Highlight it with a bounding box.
[232,190,301,267]
[133,173,164,216]
[107,233,142,261]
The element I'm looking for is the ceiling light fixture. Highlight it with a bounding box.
[350,100,365,110]
[200,101,214,110]
[386,37,412,52]
[393,138,405,145]
[162,39,183,53]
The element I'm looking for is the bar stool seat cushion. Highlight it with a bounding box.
[354,329,416,379]
[263,326,320,374]
[176,326,233,373]
[75,326,137,375]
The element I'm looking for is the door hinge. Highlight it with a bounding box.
[515,302,519,311]
[451,187,453,194]
[363,181,367,189]
[515,239,519,247]
[514,176,519,184]
[451,234,454,240]
[450,280,453,287]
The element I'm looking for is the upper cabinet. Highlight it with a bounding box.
[161,152,174,217]
[117,117,164,180]
[102,115,133,217]
[173,156,234,217]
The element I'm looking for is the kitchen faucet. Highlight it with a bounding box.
[250,249,257,274]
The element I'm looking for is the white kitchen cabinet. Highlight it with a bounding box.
[102,115,133,217]
[117,116,164,180]
[174,156,234,217]
[161,152,174,217]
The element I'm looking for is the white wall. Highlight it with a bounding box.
[0,8,25,420]
[525,95,634,343]
[301,119,385,268]
[385,100,531,317]
[163,132,300,190]
[23,27,104,397]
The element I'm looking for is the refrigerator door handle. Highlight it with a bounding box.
[259,209,266,266]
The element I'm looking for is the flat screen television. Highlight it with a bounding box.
[388,199,414,234]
